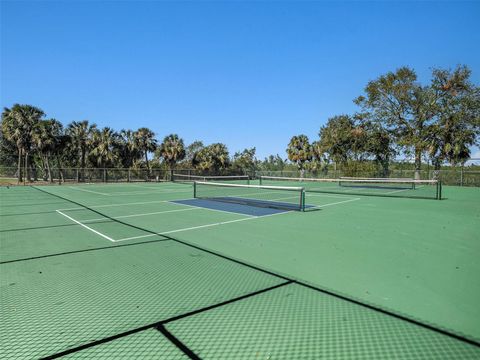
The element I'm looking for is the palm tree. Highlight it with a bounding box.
[135,127,157,173]
[195,143,230,173]
[119,129,141,181]
[67,120,96,181]
[32,119,63,182]
[286,135,312,175]
[90,127,119,181]
[1,104,45,183]
[119,129,140,167]
[158,134,186,170]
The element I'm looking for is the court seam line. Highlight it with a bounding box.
[56,210,115,242]
[39,281,292,360]
[0,238,172,265]
[31,186,480,348]
[156,325,201,360]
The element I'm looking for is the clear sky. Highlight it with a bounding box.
[1,1,479,159]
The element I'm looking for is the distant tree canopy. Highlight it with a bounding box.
[352,65,480,177]
[1,65,478,183]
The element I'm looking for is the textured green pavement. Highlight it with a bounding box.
[167,284,480,359]
[63,329,188,359]
[1,183,479,358]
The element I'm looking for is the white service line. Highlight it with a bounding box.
[81,207,200,223]
[68,187,110,196]
[56,210,115,242]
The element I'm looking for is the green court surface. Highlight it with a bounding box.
[1,182,479,359]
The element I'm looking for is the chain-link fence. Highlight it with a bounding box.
[254,169,480,187]
[1,166,479,187]
[0,167,170,185]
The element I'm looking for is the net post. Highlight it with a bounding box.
[437,181,442,200]
[193,181,197,198]
[259,176,262,185]
[301,189,306,211]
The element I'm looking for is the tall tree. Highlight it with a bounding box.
[286,135,312,173]
[158,134,186,169]
[90,127,119,180]
[354,67,435,179]
[90,127,118,167]
[232,147,257,174]
[317,115,356,167]
[1,104,45,182]
[135,127,157,172]
[67,120,97,181]
[118,129,140,168]
[195,143,230,172]
[32,119,64,182]
[427,65,480,168]
[260,154,286,171]
[184,140,204,167]
[360,118,396,176]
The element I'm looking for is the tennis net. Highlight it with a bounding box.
[259,176,442,200]
[194,181,306,211]
[173,173,250,184]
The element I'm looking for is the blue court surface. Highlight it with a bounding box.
[171,198,295,216]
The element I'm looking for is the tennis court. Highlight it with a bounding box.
[1,180,480,359]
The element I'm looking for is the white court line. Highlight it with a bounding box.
[305,193,361,199]
[171,200,256,217]
[384,187,419,195]
[105,189,192,196]
[68,187,110,196]
[81,207,200,223]
[57,193,360,243]
[57,199,194,211]
[314,197,361,207]
[114,210,293,242]
[56,210,115,242]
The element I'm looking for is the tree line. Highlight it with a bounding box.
[286,65,480,178]
[0,109,273,182]
[1,65,479,183]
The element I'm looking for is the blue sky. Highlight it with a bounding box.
[1,1,479,159]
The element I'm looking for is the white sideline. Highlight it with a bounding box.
[56,210,115,242]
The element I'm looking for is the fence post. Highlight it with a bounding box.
[460,167,464,186]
